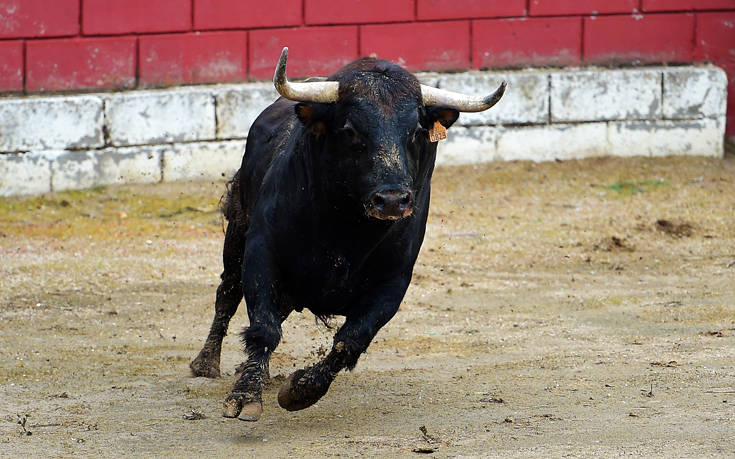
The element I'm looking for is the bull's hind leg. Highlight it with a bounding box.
[190,223,245,378]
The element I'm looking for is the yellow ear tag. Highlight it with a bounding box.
[428,121,447,143]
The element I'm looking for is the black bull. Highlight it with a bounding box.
[190,48,505,421]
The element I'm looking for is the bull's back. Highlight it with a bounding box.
[228,98,300,227]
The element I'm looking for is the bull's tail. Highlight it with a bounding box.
[220,170,239,222]
[219,169,249,232]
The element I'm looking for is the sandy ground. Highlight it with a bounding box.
[1,154,734,457]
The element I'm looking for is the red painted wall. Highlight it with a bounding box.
[1,0,734,133]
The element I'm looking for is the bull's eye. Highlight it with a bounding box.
[338,122,366,154]
[340,124,357,139]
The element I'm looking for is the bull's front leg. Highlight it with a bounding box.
[223,241,285,422]
[277,279,407,411]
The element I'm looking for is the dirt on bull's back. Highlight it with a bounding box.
[1,155,734,457]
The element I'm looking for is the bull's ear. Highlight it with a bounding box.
[423,106,459,129]
[295,102,329,136]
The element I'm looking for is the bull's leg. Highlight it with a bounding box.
[277,283,406,411]
[190,223,245,378]
[234,307,292,384]
[223,240,286,422]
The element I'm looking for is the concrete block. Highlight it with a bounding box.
[663,67,728,120]
[608,118,725,158]
[437,126,499,165]
[162,140,245,182]
[437,72,549,125]
[551,69,662,122]
[52,147,161,191]
[105,88,216,146]
[415,72,440,87]
[215,84,278,139]
[496,122,609,161]
[0,152,52,196]
[0,96,104,151]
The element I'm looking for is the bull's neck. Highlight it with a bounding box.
[296,137,353,220]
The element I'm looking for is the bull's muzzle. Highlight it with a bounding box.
[366,190,414,221]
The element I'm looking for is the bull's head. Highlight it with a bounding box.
[273,47,505,221]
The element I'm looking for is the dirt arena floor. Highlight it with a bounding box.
[1,153,734,457]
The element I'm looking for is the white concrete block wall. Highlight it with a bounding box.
[437,126,500,165]
[215,84,277,139]
[609,119,725,158]
[437,72,549,125]
[497,123,610,162]
[162,140,245,182]
[550,69,662,122]
[0,152,52,195]
[0,65,728,196]
[105,89,216,146]
[0,96,104,151]
[663,67,728,120]
[51,148,162,191]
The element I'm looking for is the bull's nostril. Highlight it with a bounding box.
[368,190,413,219]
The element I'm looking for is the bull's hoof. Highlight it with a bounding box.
[223,392,262,420]
[277,369,330,411]
[222,396,242,418]
[237,402,263,422]
[190,349,221,378]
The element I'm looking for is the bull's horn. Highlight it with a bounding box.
[273,47,339,103]
[420,81,507,112]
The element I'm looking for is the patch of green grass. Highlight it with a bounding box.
[603,179,668,196]
[0,183,223,239]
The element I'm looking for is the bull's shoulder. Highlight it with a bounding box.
[248,98,299,141]
[244,97,304,179]
[238,98,308,226]
[243,99,301,168]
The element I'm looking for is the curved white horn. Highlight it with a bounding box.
[420,81,507,112]
[273,47,339,103]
